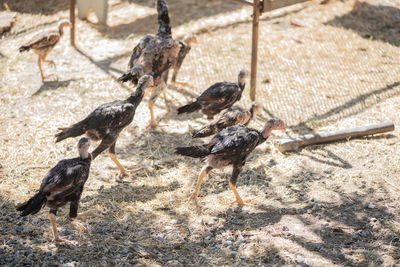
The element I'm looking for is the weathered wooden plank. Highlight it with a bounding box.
[274,122,395,153]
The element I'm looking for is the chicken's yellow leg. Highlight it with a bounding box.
[229,182,251,206]
[38,57,45,81]
[48,213,77,245]
[109,152,127,178]
[75,209,104,219]
[42,59,56,68]
[71,209,104,232]
[189,166,209,212]
[162,88,169,105]
[170,81,189,87]
[148,101,157,128]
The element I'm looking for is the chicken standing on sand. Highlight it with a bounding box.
[176,119,286,212]
[192,102,262,138]
[118,0,180,127]
[16,138,101,245]
[55,75,154,178]
[177,69,250,119]
[19,19,72,81]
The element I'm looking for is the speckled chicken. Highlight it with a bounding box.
[16,138,99,245]
[192,102,262,138]
[55,75,154,178]
[19,19,72,81]
[176,119,286,211]
[177,69,250,119]
[118,0,180,127]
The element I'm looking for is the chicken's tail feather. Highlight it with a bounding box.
[16,192,46,217]
[55,120,86,143]
[177,101,201,115]
[191,125,215,138]
[156,0,172,38]
[19,45,31,52]
[175,145,209,158]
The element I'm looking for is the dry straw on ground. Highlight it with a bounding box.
[0,0,400,266]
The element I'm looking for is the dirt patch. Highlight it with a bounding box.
[1,0,400,266]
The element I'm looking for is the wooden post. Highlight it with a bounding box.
[250,0,260,101]
[69,0,76,47]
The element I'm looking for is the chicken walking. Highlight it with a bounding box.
[176,119,286,212]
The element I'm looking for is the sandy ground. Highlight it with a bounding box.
[0,0,400,266]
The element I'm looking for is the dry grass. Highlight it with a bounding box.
[1,0,400,266]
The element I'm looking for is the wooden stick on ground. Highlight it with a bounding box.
[274,121,395,153]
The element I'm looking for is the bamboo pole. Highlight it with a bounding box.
[69,0,76,47]
[250,0,260,101]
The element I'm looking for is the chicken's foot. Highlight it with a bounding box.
[108,152,127,178]
[229,182,252,206]
[48,213,78,246]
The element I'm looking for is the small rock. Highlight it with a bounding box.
[241,206,250,213]
[240,256,247,260]
[123,215,131,221]
[140,141,147,147]
[207,217,218,225]
[282,226,289,231]
[136,230,146,236]
[230,251,237,258]
[367,203,375,209]
[170,219,178,224]
[285,232,292,237]
[210,246,219,251]
[22,227,33,234]
[204,238,212,245]
[223,240,233,246]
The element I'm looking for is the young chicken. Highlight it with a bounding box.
[19,19,72,81]
[192,102,262,138]
[169,34,198,86]
[118,0,180,127]
[177,69,250,119]
[55,75,153,178]
[16,138,99,245]
[176,119,286,212]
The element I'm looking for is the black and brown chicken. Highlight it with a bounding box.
[19,19,72,81]
[118,0,180,127]
[168,34,198,86]
[16,138,99,245]
[177,69,250,119]
[192,102,262,138]
[176,119,286,211]
[55,75,154,178]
